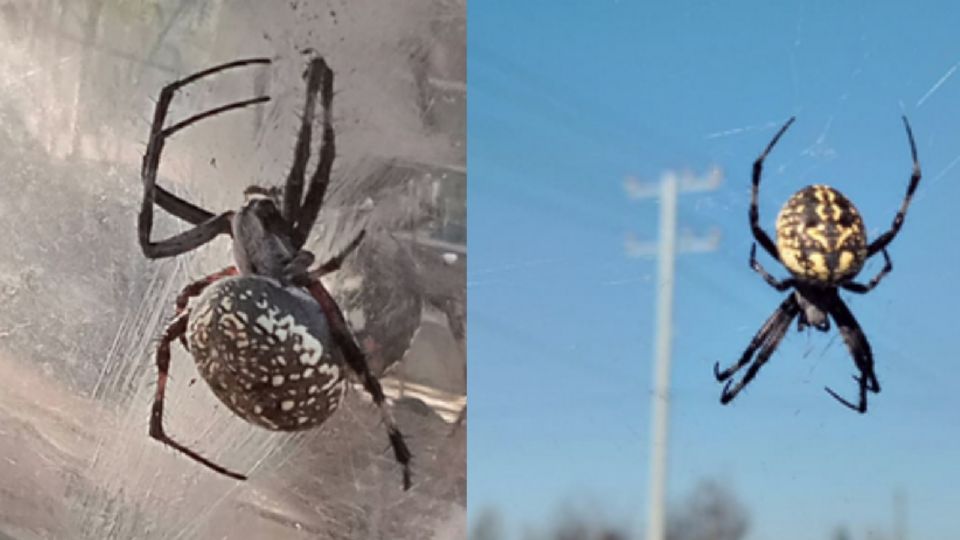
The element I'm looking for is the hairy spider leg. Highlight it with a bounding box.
[832,294,881,394]
[714,295,800,383]
[825,377,869,415]
[140,57,272,259]
[841,249,893,294]
[155,186,216,225]
[150,311,247,480]
[306,279,413,490]
[748,243,797,292]
[720,296,799,404]
[175,266,240,314]
[824,293,880,413]
[291,57,336,250]
[750,116,796,261]
[282,56,325,226]
[277,228,366,287]
[309,229,366,279]
[172,266,240,349]
[867,116,921,257]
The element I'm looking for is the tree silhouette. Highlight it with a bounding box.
[666,480,749,540]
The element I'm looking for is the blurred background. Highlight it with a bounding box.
[0,1,464,538]
[470,2,959,539]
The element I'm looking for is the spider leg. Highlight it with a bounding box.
[824,293,880,413]
[155,186,216,225]
[306,279,412,490]
[750,117,796,260]
[173,266,239,349]
[867,116,921,257]
[141,58,272,258]
[825,376,870,413]
[714,294,799,382]
[841,249,892,294]
[749,243,796,291]
[720,294,798,404]
[309,229,366,279]
[149,311,247,480]
[139,211,234,259]
[282,55,327,225]
[145,59,271,221]
[292,57,336,250]
[280,250,316,287]
[175,266,240,315]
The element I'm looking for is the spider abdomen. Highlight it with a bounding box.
[186,276,346,431]
[775,184,867,284]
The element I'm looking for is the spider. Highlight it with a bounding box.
[714,116,921,413]
[138,56,412,489]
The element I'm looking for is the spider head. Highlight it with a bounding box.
[238,185,290,237]
[775,185,868,284]
[242,185,283,214]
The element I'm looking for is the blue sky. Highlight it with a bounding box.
[469,1,960,538]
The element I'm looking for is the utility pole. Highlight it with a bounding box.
[624,167,722,540]
[894,488,907,540]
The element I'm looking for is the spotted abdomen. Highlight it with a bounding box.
[775,185,868,284]
[186,276,346,431]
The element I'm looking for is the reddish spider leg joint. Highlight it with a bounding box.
[151,310,248,480]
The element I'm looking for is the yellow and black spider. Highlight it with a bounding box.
[714,116,921,413]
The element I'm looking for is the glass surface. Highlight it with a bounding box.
[470,2,958,539]
[0,2,464,539]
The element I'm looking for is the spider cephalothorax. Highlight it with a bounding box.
[139,56,411,488]
[231,185,314,282]
[714,116,921,413]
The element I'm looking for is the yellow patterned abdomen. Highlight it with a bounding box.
[775,185,868,284]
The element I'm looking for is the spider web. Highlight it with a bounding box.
[0,1,464,539]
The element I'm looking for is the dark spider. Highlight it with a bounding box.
[714,116,921,413]
[139,56,412,489]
